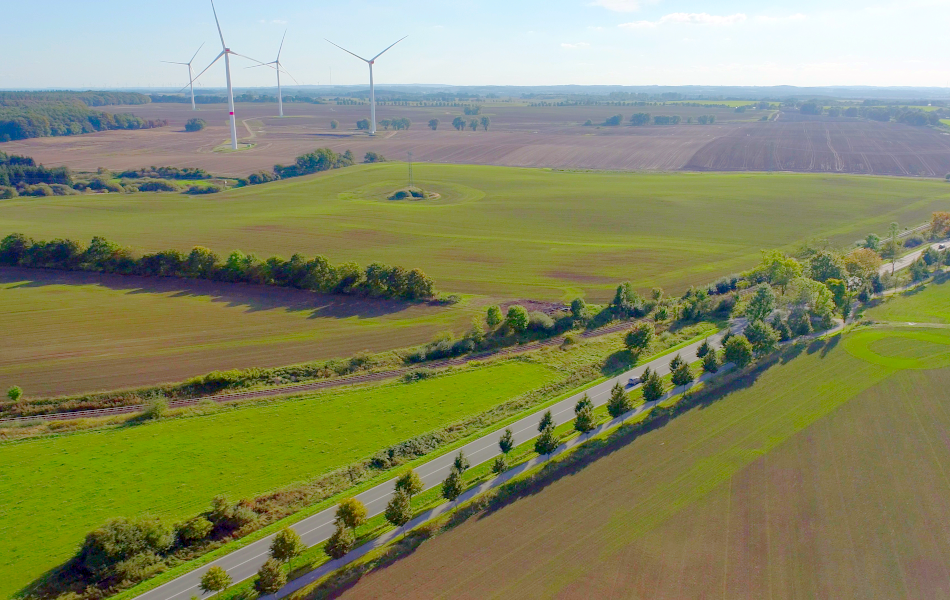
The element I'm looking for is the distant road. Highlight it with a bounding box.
[136,328,733,600]
[880,240,947,276]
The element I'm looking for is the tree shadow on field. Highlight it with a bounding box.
[0,267,423,320]
[304,349,792,598]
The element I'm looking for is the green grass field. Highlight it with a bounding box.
[866,274,950,324]
[2,165,947,301]
[0,360,558,598]
[331,307,950,599]
[0,269,477,396]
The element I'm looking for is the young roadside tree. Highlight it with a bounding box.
[491,454,508,475]
[641,370,666,404]
[324,523,355,559]
[335,498,367,530]
[606,383,632,419]
[624,322,655,356]
[7,385,22,401]
[696,339,711,358]
[453,450,470,474]
[746,284,776,322]
[498,428,514,455]
[670,362,694,393]
[486,305,503,328]
[428,118,440,130]
[395,469,424,501]
[200,566,232,595]
[534,421,560,457]
[270,527,304,565]
[480,116,491,131]
[254,558,287,595]
[441,468,464,503]
[724,335,754,368]
[745,320,780,355]
[668,354,686,373]
[538,410,554,432]
[702,350,720,374]
[384,489,413,535]
[574,394,596,435]
[506,305,529,333]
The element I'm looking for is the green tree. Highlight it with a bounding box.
[330,120,339,130]
[570,297,588,321]
[254,558,287,595]
[379,119,392,130]
[356,118,370,130]
[574,394,596,435]
[469,119,479,131]
[498,428,514,454]
[758,251,803,293]
[506,305,529,333]
[624,322,655,355]
[486,305,503,328]
[395,469,424,499]
[335,497,367,530]
[534,422,560,456]
[724,335,754,367]
[185,118,207,132]
[746,284,776,322]
[491,454,508,475]
[668,354,685,372]
[384,489,413,533]
[324,523,355,559]
[641,370,666,403]
[606,382,632,419]
[7,385,22,401]
[452,116,466,131]
[696,339,711,358]
[538,410,554,432]
[745,320,779,354]
[200,566,232,595]
[702,350,720,374]
[441,468,464,503]
[176,517,213,544]
[825,278,851,317]
[808,250,846,283]
[270,527,304,564]
[480,116,491,131]
[453,450,470,473]
[670,362,694,392]
[428,118,440,130]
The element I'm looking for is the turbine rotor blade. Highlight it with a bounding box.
[229,51,269,66]
[161,61,190,65]
[277,30,287,61]
[191,51,225,85]
[189,42,206,65]
[325,39,370,63]
[210,0,226,48]
[371,36,408,61]
[279,66,299,85]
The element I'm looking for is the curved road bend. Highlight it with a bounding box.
[138,327,736,600]
[880,240,947,276]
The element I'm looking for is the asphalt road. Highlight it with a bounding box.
[880,241,947,276]
[137,328,733,600]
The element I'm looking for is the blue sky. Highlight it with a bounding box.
[3,0,948,89]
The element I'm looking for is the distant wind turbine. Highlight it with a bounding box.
[191,0,267,150]
[325,37,407,135]
[247,31,298,117]
[161,44,204,111]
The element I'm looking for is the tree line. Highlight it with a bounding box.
[0,234,437,300]
[0,152,71,187]
[0,104,166,142]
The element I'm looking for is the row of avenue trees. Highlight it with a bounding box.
[450,116,491,131]
[0,234,436,301]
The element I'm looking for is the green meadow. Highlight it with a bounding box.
[1,165,947,301]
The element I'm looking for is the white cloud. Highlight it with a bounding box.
[755,13,807,23]
[271,19,287,25]
[561,42,591,49]
[591,0,644,12]
[620,12,747,28]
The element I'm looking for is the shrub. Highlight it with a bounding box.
[186,184,222,194]
[506,305,529,333]
[185,118,207,132]
[330,120,339,130]
[255,558,287,594]
[0,186,17,199]
[364,152,386,163]
[904,234,925,248]
[7,385,22,401]
[136,180,180,192]
[78,515,174,576]
[403,368,435,382]
[528,311,555,332]
[176,517,213,543]
[143,398,168,420]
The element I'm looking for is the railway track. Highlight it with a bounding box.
[2,321,635,424]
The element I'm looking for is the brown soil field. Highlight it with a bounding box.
[686,117,950,177]
[0,267,475,396]
[329,341,950,600]
[3,102,747,176]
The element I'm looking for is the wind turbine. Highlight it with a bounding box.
[247,31,298,117]
[325,36,407,136]
[191,0,266,150]
[161,44,204,110]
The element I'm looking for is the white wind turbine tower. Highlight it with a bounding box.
[191,0,266,150]
[326,36,408,136]
[248,31,299,117]
[161,44,204,110]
